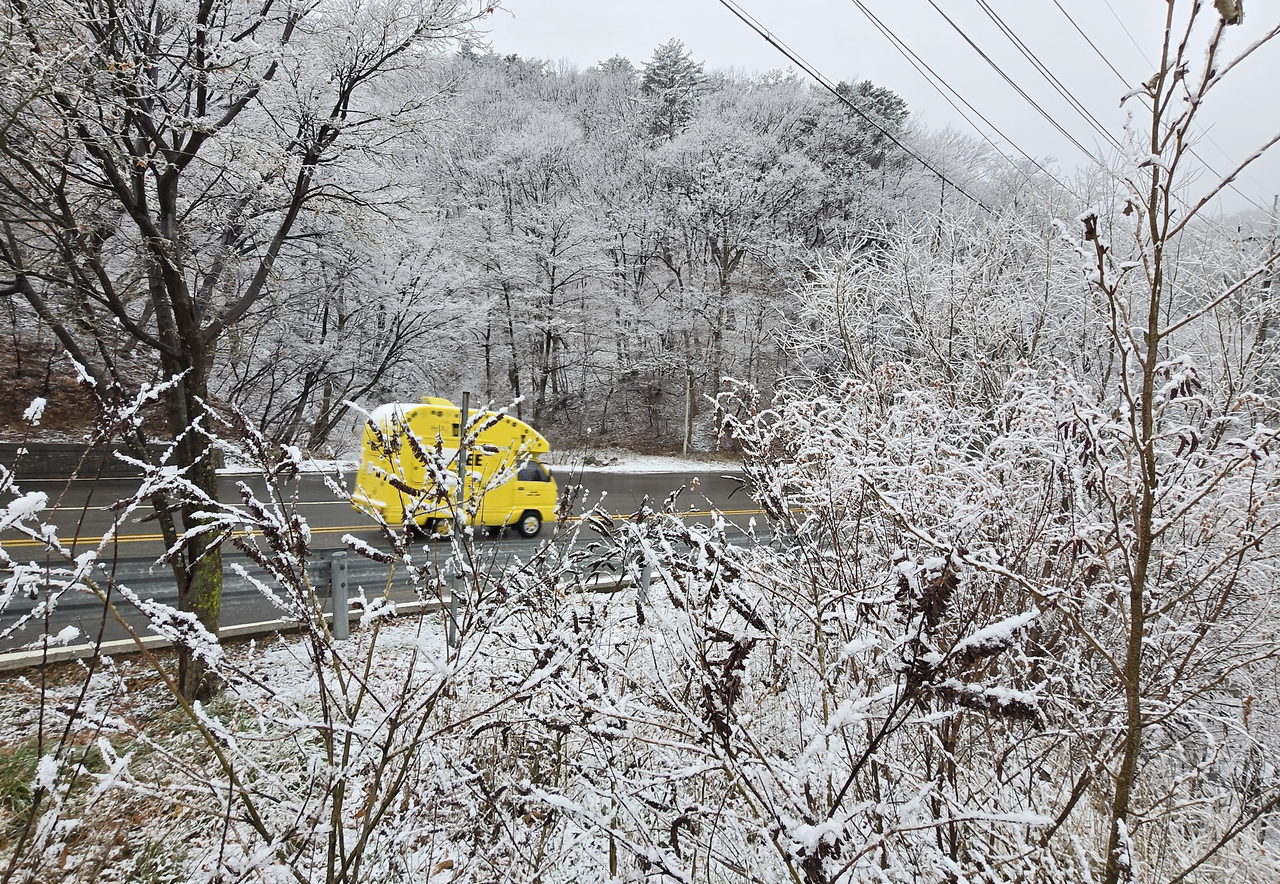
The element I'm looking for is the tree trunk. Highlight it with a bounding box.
[307,377,335,451]
[160,350,224,700]
[502,284,523,420]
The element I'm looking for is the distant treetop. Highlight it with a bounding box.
[834,79,909,129]
[598,55,637,78]
[641,39,707,139]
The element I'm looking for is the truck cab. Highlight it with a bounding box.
[351,397,557,537]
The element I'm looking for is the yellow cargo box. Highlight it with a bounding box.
[351,398,556,538]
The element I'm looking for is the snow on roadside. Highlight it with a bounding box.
[548,450,740,474]
[217,456,357,476]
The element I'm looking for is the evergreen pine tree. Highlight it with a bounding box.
[640,39,706,139]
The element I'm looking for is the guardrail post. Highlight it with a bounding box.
[447,570,461,649]
[330,551,349,641]
[638,556,654,606]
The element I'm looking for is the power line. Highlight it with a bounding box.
[715,0,995,214]
[846,0,1074,194]
[1050,0,1131,84]
[924,0,1096,162]
[1199,130,1274,201]
[1100,0,1155,67]
[972,0,1123,153]
[937,0,1267,215]
[1048,0,1272,214]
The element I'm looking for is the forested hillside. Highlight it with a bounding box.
[2,29,1075,453]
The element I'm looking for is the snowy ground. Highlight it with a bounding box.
[548,449,740,473]
[217,456,358,476]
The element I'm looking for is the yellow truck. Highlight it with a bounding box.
[351,397,557,537]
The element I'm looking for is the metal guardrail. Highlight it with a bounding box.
[0,548,639,671]
[0,550,425,670]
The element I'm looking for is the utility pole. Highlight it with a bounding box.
[683,368,693,457]
[1261,195,1278,346]
[447,390,470,650]
[456,390,470,532]
[1267,194,1278,296]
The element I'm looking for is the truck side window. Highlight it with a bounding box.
[518,461,548,482]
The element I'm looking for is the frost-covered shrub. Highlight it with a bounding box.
[710,230,1280,882]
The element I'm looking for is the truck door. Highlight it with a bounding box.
[474,449,514,526]
[515,460,556,518]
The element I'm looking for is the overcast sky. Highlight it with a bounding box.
[483,0,1279,217]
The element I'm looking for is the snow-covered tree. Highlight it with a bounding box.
[641,38,706,141]
[0,0,492,698]
[654,109,818,419]
[215,215,477,450]
[744,5,1280,882]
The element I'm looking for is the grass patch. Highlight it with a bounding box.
[0,736,40,849]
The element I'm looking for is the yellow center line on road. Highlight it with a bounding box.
[0,509,767,548]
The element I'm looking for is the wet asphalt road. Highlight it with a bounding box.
[1,467,761,656]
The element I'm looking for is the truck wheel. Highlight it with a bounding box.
[517,511,542,538]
